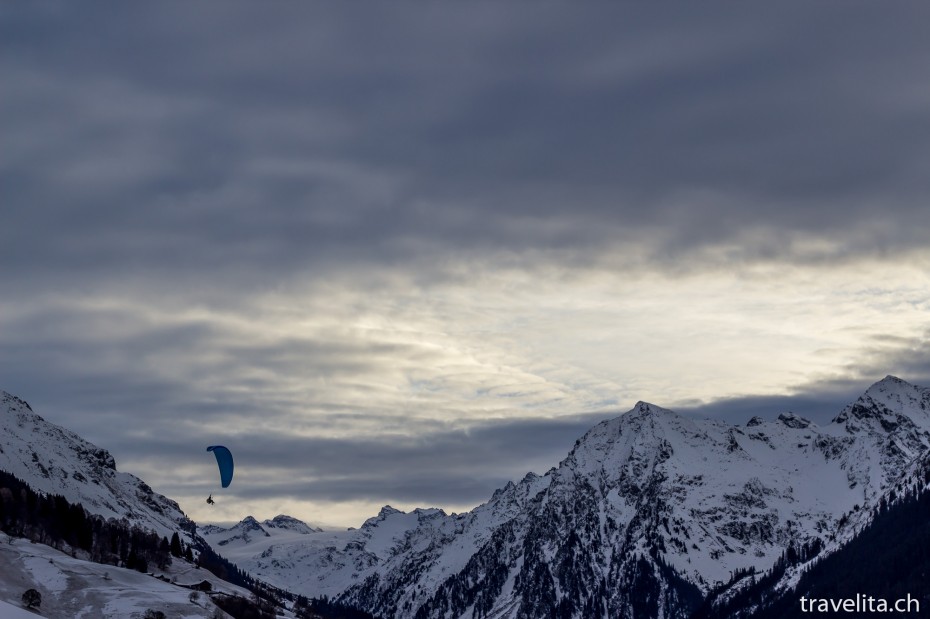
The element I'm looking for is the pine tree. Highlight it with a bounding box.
[169,532,182,557]
[22,588,41,609]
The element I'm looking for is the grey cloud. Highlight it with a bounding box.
[4,3,930,523]
[239,477,514,507]
[678,332,930,426]
[4,3,930,298]
[792,330,930,404]
[676,393,852,428]
[120,413,613,506]
[0,303,354,432]
[7,325,927,511]
[124,365,926,507]
[0,292,598,463]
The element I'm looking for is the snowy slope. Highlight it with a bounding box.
[201,481,552,604]
[0,534,266,619]
[200,507,453,599]
[0,391,194,540]
[705,443,930,615]
[0,599,43,619]
[208,376,930,619]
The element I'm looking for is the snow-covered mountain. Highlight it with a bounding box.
[207,376,930,619]
[0,391,361,618]
[203,514,322,548]
[0,391,194,540]
[4,378,928,618]
[201,506,454,600]
[697,444,930,618]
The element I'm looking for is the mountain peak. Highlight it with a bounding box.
[776,412,812,429]
[239,515,263,529]
[263,514,320,534]
[1,390,33,412]
[632,400,671,415]
[866,374,913,394]
[360,505,407,530]
[266,514,300,525]
[378,505,403,518]
[833,376,930,431]
[879,374,906,384]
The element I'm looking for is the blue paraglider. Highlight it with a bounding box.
[207,445,234,489]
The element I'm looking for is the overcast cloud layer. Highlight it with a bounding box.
[3,3,930,526]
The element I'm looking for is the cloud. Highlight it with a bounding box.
[106,359,930,524]
[116,413,608,505]
[2,261,929,525]
[5,3,930,296]
[3,3,930,525]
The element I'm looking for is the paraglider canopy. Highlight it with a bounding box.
[206,445,234,488]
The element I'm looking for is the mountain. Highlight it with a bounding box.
[208,376,930,619]
[265,514,323,535]
[0,390,373,618]
[201,505,457,600]
[695,448,930,618]
[202,514,322,548]
[0,390,194,541]
[4,378,928,618]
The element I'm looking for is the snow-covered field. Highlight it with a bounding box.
[0,598,44,619]
[0,536,285,619]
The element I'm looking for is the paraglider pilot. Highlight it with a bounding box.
[206,445,233,506]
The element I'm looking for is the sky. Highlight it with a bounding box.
[2,3,930,528]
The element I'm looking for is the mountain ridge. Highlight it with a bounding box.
[206,376,930,618]
[4,376,930,618]
[0,390,194,541]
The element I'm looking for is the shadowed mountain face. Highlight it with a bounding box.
[4,377,930,619]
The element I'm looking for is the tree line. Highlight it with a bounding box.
[0,468,174,572]
[0,468,380,619]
